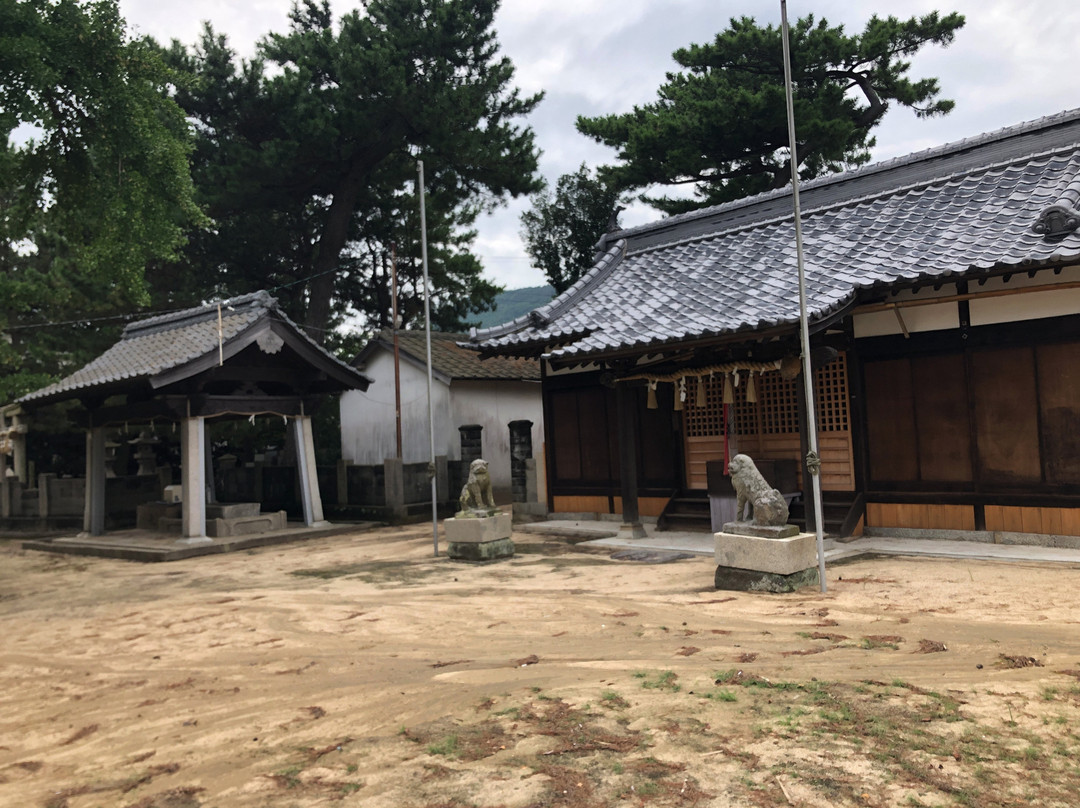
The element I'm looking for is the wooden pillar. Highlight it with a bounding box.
[292,415,325,526]
[616,384,646,538]
[84,426,106,536]
[11,417,27,484]
[180,416,208,541]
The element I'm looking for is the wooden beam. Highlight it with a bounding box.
[854,280,1080,316]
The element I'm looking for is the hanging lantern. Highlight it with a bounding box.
[746,370,757,403]
[646,380,658,409]
[723,373,734,404]
[695,375,706,407]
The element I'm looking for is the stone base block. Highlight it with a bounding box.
[206,510,287,537]
[136,502,180,531]
[714,564,819,593]
[447,537,515,561]
[445,513,514,561]
[722,521,799,539]
[158,510,287,537]
[444,512,512,543]
[714,531,818,575]
[206,502,261,520]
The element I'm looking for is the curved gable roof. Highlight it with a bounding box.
[472,109,1080,362]
[21,291,371,406]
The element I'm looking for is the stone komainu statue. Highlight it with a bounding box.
[728,453,789,527]
[459,458,497,513]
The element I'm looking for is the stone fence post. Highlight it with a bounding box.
[384,457,406,520]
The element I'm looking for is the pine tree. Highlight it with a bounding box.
[577,11,965,214]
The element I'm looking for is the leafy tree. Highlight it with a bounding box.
[577,11,965,215]
[521,164,623,294]
[0,0,203,401]
[164,0,542,342]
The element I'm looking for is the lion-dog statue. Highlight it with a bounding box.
[458,458,497,515]
[729,453,789,527]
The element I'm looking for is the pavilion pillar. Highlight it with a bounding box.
[203,419,216,504]
[616,384,646,538]
[180,415,209,542]
[83,426,106,536]
[292,415,325,526]
[11,416,27,484]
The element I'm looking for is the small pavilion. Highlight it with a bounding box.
[17,291,371,542]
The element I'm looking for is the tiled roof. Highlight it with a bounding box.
[357,330,539,382]
[472,109,1080,361]
[21,291,370,404]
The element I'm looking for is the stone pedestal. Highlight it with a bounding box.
[136,501,181,530]
[714,529,819,593]
[721,521,799,539]
[445,512,514,561]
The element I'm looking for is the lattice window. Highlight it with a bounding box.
[680,353,849,439]
[732,381,758,436]
[755,372,799,434]
[682,376,725,437]
[814,352,850,432]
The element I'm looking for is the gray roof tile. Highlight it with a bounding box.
[358,330,539,381]
[473,110,1080,361]
[21,291,370,404]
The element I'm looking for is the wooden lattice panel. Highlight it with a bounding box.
[682,377,725,437]
[814,353,850,433]
[681,354,854,491]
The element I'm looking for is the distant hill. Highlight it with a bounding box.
[472,285,555,329]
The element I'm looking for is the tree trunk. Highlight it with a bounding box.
[303,135,398,342]
[303,161,367,343]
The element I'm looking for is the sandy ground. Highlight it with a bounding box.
[1,526,1079,808]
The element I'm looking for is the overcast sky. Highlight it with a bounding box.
[120,0,1080,290]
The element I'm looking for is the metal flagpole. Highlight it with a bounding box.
[780,0,827,593]
[390,244,403,461]
[417,160,439,557]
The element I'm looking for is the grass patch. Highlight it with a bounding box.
[426,735,459,757]
[705,688,738,702]
[634,670,681,692]
[600,690,630,709]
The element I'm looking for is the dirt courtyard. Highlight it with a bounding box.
[2,526,1079,808]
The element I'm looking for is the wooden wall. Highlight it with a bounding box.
[866,502,1080,536]
[866,502,976,531]
[984,505,1080,536]
[551,495,670,518]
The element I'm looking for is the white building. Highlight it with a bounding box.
[340,330,545,503]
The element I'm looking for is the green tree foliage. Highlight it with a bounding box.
[520,164,623,294]
[164,0,542,342]
[0,0,203,401]
[577,11,965,215]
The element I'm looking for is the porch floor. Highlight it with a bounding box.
[20,521,378,562]
[517,520,1080,565]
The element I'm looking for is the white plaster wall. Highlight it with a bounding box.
[852,302,959,338]
[853,265,1080,338]
[339,350,453,465]
[969,265,1080,325]
[852,283,960,338]
[340,351,546,501]
[449,380,545,494]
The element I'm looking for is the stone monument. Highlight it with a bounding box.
[445,459,514,561]
[714,454,818,592]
